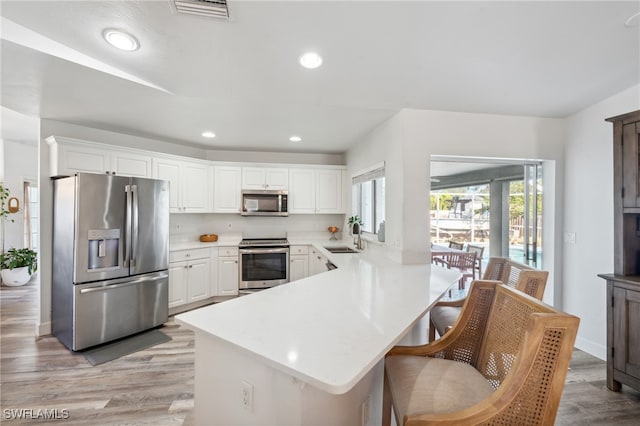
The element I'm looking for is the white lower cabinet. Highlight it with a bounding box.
[290,245,309,282]
[168,248,211,309]
[309,247,329,276]
[218,247,239,296]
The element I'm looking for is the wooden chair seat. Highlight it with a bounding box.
[385,356,494,420]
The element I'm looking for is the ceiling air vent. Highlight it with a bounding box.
[174,0,229,19]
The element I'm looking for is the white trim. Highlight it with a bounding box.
[431,155,543,166]
[351,161,385,179]
[37,320,51,337]
[574,335,606,361]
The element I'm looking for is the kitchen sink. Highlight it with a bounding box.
[324,246,359,253]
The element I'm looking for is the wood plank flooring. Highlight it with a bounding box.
[2,277,640,425]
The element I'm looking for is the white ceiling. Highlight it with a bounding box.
[1,1,638,154]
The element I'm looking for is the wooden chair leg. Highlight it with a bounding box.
[382,368,393,426]
[429,316,436,342]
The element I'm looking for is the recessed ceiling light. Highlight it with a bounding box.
[103,29,139,51]
[299,52,322,69]
[289,135,302,142]
[202,131,216,138]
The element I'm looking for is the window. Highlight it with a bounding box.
[23,181,39,250]
[352,164,385,234]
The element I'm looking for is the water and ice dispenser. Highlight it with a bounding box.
[87,229,121,271]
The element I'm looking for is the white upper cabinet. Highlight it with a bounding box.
[47,136,152,178]
[288,169,316,213]
[315,169,343,213]
[153,157,209,213]
[46,136,345,215]
[242,167,288,190]
[289,168,344,214]
[214,166,242,212]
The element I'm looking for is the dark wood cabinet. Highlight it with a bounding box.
[621,121,640,209]
[599,275,640,391]
[602,109,640,392]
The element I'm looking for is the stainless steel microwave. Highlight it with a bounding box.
[241,190,288,216]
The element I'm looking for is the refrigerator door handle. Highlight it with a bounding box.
[79,272,169,294]
[131,184,138,268]
[124,184,131,268]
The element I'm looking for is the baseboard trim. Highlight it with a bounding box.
[575,335,606,361]
[37,321,51,337]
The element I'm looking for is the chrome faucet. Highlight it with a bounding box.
[355,227,365,250]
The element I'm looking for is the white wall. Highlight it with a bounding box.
[563,84,640,359]
[3,140,38,250]
[170,213,345,241]
[206,150,344,166]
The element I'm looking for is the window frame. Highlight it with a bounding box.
[352,163,385,236]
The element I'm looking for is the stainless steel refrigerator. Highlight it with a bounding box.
[52,173,170,351]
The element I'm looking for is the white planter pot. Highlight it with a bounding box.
[1,267,31,286]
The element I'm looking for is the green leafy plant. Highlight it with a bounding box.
[0,248,38,275]
[0,184,15,223]
[348,215,363,225]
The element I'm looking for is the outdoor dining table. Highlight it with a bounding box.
[430,244,466,261]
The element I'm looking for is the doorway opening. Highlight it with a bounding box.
[430,156,543,269]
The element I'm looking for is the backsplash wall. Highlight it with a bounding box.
[170,214,346,241]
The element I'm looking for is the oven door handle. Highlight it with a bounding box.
[240,248,290,254]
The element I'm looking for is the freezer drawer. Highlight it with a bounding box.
[71,272,168,351]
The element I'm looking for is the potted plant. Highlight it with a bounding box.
[1,248,38,286]
[348,215,363,235]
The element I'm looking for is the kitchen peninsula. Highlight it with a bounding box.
[176,244,461,425]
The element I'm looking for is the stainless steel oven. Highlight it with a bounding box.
[239,238,290,290]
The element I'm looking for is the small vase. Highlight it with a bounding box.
[1,267,31,286]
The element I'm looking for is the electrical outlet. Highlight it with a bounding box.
[241,381,253,412]
[361,396,370,426]
[564,232,576,244]
[227,223,233,230]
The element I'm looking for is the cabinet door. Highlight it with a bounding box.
[290,255,309,282]
[182,161,209,213]
[57,143,111,175]
[168,261,188,308]
[242,167,266,190]
[187,259,210,302]
[288,169,316,213]
[154,158,182,213]
[622,123,640,208]
[111,150,152,177]
[265,168,289,190]
[214,166,242,212]
[209,250,219,296]
[613,286,640,379]
[316,169,343,213]
[218,257,239,296]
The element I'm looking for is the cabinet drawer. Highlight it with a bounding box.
[218,247,239,257]
[290,245,309,255]
[170,247,210,262]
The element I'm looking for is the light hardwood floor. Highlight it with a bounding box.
[1,278,639,425]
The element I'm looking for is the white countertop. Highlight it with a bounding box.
[176,242,461,395]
